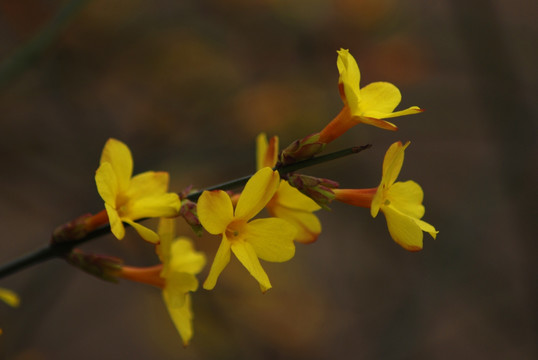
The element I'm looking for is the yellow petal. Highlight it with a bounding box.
[337,49,361,112]
[158,218,175,244]
[337,49,361,87]
[126,171,169,199]
[168,238,206,275]
[246,218,296,262]
[164,271,199,307]
[387,181,425,219]
[256,133,279,170]
[382,141,410,188]
[358,82,401,114]
[235,167,279,221]
[156,218,175,265]
[256,133,268,170]
[203,238,231,290]
[0,288,19,307]
[105,203,125,239]
[198,190,234,235]
[125,193,181,219]
[123,219,159,243]
[231,241,271,291]
[415,218,438,240]
[363,106,423,119]
[357,116,398,131]
[382,205,424,251]
[162,291,194,346]
[95,162,118,207]
[270,205,321,243]
[370,187,383,218]
[100,138,133,192]
[274,180,321,212]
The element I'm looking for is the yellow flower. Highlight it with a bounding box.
[0,287,19,335]
[334,141,437,251]
[156,219,206,346]
[119,219,205,346]
[319,49,423,143]
[0,288,19,308]
[257,133,321,243]
[197,167,297,291]
[95,138,181,243]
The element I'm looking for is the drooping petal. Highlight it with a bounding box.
[363,106,423,119]
[357,116,398,131]
[337,49,361,111]
[387,181,425,219]
[123,219,159,243]
[382,205,424,251]
[269,205,321,243]
[0,288,19,307]
[163,291,194,346]
[164,271,198,308]
[105,203,125,239]
[100,138,133,192]
[235,167,279,221]
[197,190,234,235]
[95,162,119,207]
[125,193,180,219]
[358,82,401,114]
[231,241,271,290]
[203,237,231,290]
[246,218,296,261]
[275,181,321,212]
[415,218,438,239]
[127,171,169,199]
[156,218,175,266]
[168,238,206,275]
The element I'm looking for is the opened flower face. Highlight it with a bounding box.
[370,141,438,250]
[334,141,437,251]
[118,218,205,346]
[156,219,206,346]
[197,167,296,292]
[95,138,181,243]
[257,133,321,243]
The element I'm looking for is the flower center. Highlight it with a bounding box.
[115,193,130,214]
[225,220,247,242]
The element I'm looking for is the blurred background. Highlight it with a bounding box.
[0,0,536,359]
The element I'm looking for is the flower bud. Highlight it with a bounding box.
[51,214,94,243]
[278,133,326,166]
[286,174,339,210]
[179,199,203,236]
[65,250,123,283]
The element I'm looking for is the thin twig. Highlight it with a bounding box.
[186,144,371,201]
[0,144,371,279]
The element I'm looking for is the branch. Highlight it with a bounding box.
[0,144,371,279]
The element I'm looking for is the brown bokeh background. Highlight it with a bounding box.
[0,0,536,359]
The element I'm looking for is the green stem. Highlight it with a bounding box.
[0,225,112,279]
[0,144,370,279]
[186,144,371,201]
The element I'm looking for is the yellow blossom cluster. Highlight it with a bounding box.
[0,49,437,343]
[92,49,437,346]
